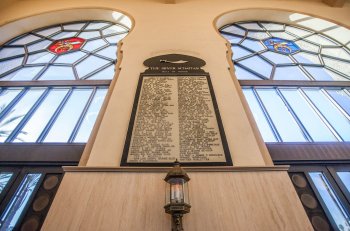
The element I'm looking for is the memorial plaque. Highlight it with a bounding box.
[121,54,232,166]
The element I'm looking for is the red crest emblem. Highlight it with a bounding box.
[48,37,85,54]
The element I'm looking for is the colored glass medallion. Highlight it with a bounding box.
[48,37,85,54]
[263,38,300,54]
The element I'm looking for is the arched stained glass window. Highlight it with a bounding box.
[219,21,350,143]
[0,21,130,143]
[220,21,350,81]
[0,21,128,81]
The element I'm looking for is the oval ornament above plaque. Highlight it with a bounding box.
[144,54,206,68]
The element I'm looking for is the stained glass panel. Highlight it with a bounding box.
[219,21,350,81]
[0,20,130,81]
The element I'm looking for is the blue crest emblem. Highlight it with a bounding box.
[263,38,300,54]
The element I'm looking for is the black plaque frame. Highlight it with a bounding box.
[121,54,232,166]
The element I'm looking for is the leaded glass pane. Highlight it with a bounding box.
[246,31,270,40]
[234,65,261,80]
[63,23,86,30]
[238,56,272,78]
[270,32,297,41]
[323,57,350,77]
[321,47,350,61]
[241,39,264,52]
[35,26,61,37]
[27,40,51,53]
[220,34,242,44]
[54,51,87,64]
[295,40,320,53]
[102,25,127,35]
[26,52,55,64]
[76,56,110,78]
[2,66,44,81]
[285,26,312,37]
[82,39,107,52]
[261,51,292,65]
[105,33,127,44]
[304,66,347,81]
[274,66,309,80]
[96,45,117,60]
[0,173,41,231]
[78,31,100,40]
[39,66,75,80]
[51,31,77,40]
[0,57,23,75]
[293,52,321,65]
[238,22,263,31]
[9,34,41,45]
[221,25,245,36]
[305,34,337,46]
[86,65,115,80]
[0,47,25,59]
[86,22,110,30]
[261,22,284,31]
[231,46,252,60]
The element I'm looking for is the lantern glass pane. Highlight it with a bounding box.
[168,178,185,204]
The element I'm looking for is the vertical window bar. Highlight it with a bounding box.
[345,88,350,98]
[300,88,344,142]
[36,88,73,142]
[275,87,313,142]
[5,88,50,142]
[251,87,282,142]
[322,89,350,120]
[68,87,97,142]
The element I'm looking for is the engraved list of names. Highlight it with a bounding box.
[127,76,227,164]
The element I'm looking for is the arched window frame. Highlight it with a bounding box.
[0,20,130,163]
[219,20,350,161]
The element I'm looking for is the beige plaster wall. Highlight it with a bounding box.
[0,0,349,167]
[42,170,313,231]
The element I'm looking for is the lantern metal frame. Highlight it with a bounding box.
[164,160,191,231]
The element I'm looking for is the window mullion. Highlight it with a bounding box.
[5,88,50,142]
[36,88,73,142]
[68,87,97,142]
[275,87,313,142]
[299,88,344,141]
[251,87,282,142]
